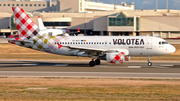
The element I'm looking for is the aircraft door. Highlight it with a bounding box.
[146,38,152,49]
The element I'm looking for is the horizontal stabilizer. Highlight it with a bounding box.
[9,39,33,44]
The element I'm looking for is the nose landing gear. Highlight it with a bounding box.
[148,56,152,66]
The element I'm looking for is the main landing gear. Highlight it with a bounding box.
[148,56,152,66]
[89,58,101,67]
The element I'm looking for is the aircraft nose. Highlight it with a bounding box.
[171,45,176,53]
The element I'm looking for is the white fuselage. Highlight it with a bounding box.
[43,36,175,57]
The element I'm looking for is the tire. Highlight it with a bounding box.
[89,61,96,67]
[95,59,101,65]
[148,62,152,66]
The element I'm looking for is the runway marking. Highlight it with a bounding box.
[127,66,141,68]
[160,65,174,67]
[0,64,37,66]
[153,66,169,68]
[0,64,19,65]
[54,64,68,66]
[94,66,108,68]
[22,64,37,66]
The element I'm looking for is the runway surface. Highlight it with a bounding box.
[0,60,180,79]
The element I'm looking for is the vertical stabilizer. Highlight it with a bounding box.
[38,16,47,30]
[12,7,41,40]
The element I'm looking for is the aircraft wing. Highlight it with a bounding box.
[60,45,129,56]
[63,46,116,55]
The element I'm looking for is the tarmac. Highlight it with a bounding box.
[0,60,180,79]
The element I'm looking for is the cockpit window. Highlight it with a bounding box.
[159,41,168,45]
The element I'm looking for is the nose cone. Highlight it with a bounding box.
[171,45,176,53]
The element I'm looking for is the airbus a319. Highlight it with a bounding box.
[9,7,176,66]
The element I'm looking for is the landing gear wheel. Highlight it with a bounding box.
[148,62,152,66]
[89,61,96,67]
[95,59,101,65]
[147,56,152,66]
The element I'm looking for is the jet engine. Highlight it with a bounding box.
[99,52,125,64]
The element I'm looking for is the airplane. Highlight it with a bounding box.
[37,16,70,36]
[38,16,80,36]
[9,7,176,67]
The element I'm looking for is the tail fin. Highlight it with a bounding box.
[12,7,41,40]
[38,16,47,30]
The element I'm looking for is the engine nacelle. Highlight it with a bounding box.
[99,52,125,64]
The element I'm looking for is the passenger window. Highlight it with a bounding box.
[55,42,56,44]
[68,42,69,44]
[62,42,64,44]
[159,42,161,45]
[78,42,80,44]
[109,42,111,44]
[60,42,61,44]
[99,42,101,44]
[105,42,107,44]
[86,42,88,44]
[89,42,91,44]
[94,42,96,44]
[102,42,104,44]
[92,42,93,44]
[65,42,67,44]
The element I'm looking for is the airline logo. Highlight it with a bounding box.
[113,39,145,45]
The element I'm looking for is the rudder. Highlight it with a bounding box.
[12,7,41,40]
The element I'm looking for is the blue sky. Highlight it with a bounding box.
[91,0,180,10]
